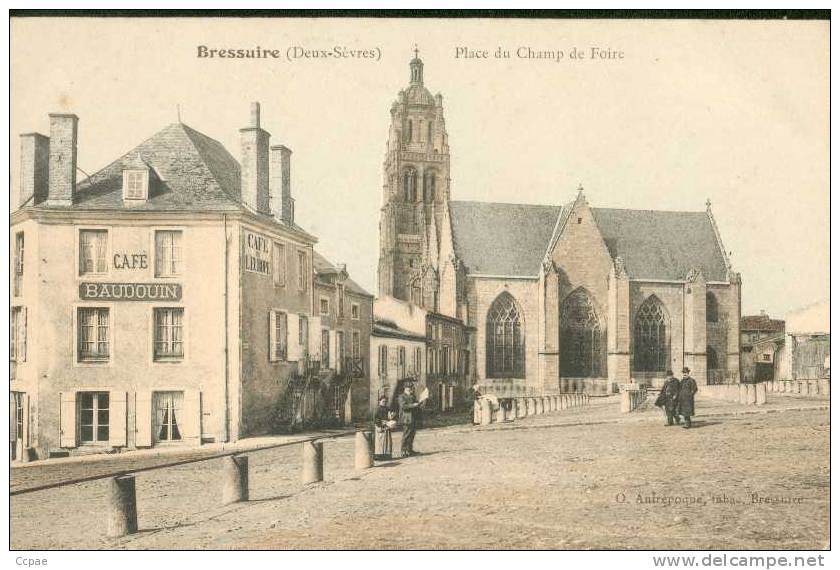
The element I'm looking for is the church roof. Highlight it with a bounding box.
[70,122,244,211]
[447,200,730,281]
[590,208,729,281]
[449,200,562,276]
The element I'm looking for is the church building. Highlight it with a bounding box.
[377,53,742,396]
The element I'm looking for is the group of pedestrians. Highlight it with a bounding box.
[373,383,423,460]
[654,367,698,428]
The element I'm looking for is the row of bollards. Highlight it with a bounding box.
[106,430,375,538]
[480,393,590,425]
[766,379,830,397]
[699,383,767,406]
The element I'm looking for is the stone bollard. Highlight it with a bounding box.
[516,398,526,418]
[756,383,767,405]
[531,397,539,414]
[354,430,374,471]
[784,380,792,393]
[809,380,819,396]
[819,379,830,396]
[738,384,748,405]
[620,391,631,413]
[543,396,551,413]
[222,454,249,505]
[556,395,562,409]
[302,440,324,484]
[107,474,138,538]
[746,384,757,405]
[480,398,492,425]
[537,397,545,415]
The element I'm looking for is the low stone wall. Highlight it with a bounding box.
[477,393,591,426]
[698,383,766,405]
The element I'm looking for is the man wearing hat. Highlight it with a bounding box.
[677,367,698,428]
[398,382,421,457]
[654,370,681,426]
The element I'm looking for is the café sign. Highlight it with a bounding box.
[243,230,271,275]
[80,282,182,302]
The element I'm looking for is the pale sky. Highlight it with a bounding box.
[10,17,829,318]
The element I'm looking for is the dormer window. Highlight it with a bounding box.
[123,169,149,201]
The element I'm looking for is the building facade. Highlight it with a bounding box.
[376,54,742,396]
[740,311,785,382]
[778,301,830,382]
[9,103,371,460]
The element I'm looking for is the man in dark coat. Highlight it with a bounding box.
[398,384,421,457]
[654,369,681,426]
[677,367,698,428]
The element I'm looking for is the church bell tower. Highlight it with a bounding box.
[377,49,451,310]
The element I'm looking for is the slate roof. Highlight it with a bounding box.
[591,208,729,281]
[447,200,730,281]
[69,122,243,211]
[372,319,426,342]
[313,250,372,298]
[741,314,785,333]
[448,200,562,276]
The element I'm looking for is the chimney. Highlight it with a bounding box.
[47,113,79,206]
[240,102,270,214]
[270,145,294,224]
[18,132,50,208]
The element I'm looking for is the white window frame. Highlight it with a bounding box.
[153,390,184,443]
[154,229,183,278]
[78,228,110,277]
[297,249,309,292]
[269,310,288,362]
[273,241,286,287]
[76,306,111,364]
[10,306,26,363]
[351,302,360,320]
[77,391,110,445]
[153,307,185,362]
[298,315,309,348]
[122,169,149,201]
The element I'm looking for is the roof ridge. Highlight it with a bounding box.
[592,206,708,215]
[177,122,241,204]
[450,199,561,209]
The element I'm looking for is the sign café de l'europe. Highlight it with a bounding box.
[79,250,182,302]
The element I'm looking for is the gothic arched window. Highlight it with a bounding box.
[486,292,525,378]
[634,295,670,372]
[707,346,719,370]
[560,288,602,377]
[403,168,417,202]
[706,292,719,323]
[424,171,436,202]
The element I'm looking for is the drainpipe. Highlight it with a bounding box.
[223,214,230,442]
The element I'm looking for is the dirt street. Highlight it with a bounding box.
[10,395,829,550]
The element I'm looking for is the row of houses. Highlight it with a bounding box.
[739,303,830,383]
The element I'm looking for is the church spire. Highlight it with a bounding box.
[410,45,424,85]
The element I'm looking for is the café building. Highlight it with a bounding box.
[9,103,348,459]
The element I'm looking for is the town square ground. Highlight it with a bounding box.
[11,393,829,550]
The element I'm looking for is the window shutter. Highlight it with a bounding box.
[21,307,27,362]
[135,392,152,447]
[329,330,336,369]
[9,394,16,443]
[182,390,202,443]
[59,391,77,448]
[22,394,30,446]
[268,311,277,361]
[109,391,127,448]
[287,315,300,361]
